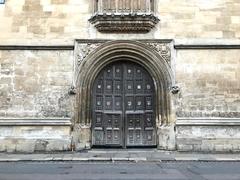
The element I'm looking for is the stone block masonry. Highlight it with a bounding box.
[0,0,239,152]
[0,118,72,152]
[175,49,240,118]
[0,48,74,152]
[0,0,240,44]
[176,124,240,152]
[0,49,74,118]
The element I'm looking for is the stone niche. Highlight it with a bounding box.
[89,0,159,33]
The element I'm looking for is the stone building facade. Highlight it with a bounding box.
[0,0,239,152]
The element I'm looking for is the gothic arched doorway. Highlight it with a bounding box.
[92,61,156,147]
[73,40,176,150]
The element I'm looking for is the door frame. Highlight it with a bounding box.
[72,40,177,151]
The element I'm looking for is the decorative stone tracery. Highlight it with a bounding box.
[76,43,102,65]
[146,43,171,64]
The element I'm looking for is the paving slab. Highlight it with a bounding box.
[150,153,175,161]
[31,154,53,161]
[128,157,147,162]
[52,154,64,161]
[62,154,73,161]
[111,157,129,161]
[0,151,240,162]
[72,157,89,161]
[88,157,111,161]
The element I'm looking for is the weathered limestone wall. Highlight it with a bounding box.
[0,0,91,45]
[0,0,240,45]
[0,49,73,152]
[158,0,240,39]
[175,49,240,152]
[0,50,74,117]
[177,125,240,152]
[176,49,240,118]
[0,0,239,152]
[0,125,71,152]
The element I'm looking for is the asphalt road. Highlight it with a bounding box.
[0,161,240,180]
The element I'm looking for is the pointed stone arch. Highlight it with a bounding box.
[73,40,176,150]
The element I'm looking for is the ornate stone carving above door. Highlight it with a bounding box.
[89,0,159,33]
[145,43,171,64]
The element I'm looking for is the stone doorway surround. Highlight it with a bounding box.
[71,39,177,150]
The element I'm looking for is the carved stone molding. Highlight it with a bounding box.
[0,118,72,126]
[90,0,159,33]
[73,41,104,87]
[89,13,159,33]
[76,43,102,66]
[73,40,174,88]
[176,117,240,126]
[74,39,174,123]
[145,42,171,65]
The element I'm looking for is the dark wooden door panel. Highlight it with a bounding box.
[92,61,156,147]
[124,63,156,146]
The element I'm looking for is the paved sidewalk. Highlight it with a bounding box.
[1,149,240,162]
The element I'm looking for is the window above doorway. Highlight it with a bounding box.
[89,0,159,33]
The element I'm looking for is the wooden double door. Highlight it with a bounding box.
[92,61,156,147]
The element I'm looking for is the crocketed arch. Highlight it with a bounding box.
[75,40,173,126]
